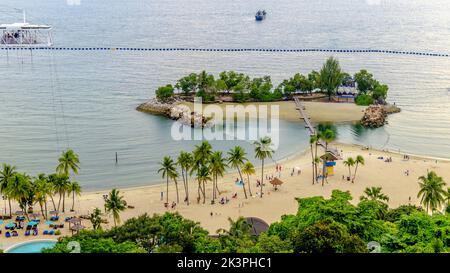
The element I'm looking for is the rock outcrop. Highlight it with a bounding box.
[360,105,388,128]
[137,99,212,128]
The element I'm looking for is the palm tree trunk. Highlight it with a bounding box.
[39,202,45,219]
[166,177,169,204]
[186,174,190,206]
[260,159,264,198]
[202,181,206,204]
[215,180,220,196]
[314,143,319,182]
[348,166,352,178]
[352,163,359,183]
[8,198,12,217]
[237,168,247,199]
[322,143,327,186]
[310,144,315,184]
[181,169,188,205]
[62,193,66,212]
[71,191,75,211]
[50,195,57,211]
[57,193,62,212]
[247,174,252,196]
[174,179,179,204]
[212,175,216,201]
[44,200,48,220]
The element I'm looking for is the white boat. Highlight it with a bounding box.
[0,11,53,47]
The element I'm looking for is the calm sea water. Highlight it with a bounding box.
[1,0,449,190]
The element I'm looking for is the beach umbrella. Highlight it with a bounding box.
[245,217,269,236]
[70,224,86,235]
[269,177,284,186]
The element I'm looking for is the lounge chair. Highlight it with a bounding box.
[25,230,30,236]
[43,230,49,235]
[32,230,38,236]
[12,231,18,237]
[5,231,11,238]
[49,230,55,235]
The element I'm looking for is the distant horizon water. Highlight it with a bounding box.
[1,0,449,190]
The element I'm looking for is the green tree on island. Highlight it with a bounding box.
[319,57,343,100]
[253,136,274,198]
[417,171,447,213]
[104,188,127,226]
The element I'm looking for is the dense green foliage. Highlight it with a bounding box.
[155,84,175,101]
[153,58,388,104]
[355,94,374,106]
[45,182,450,253]
[354,69,389,104]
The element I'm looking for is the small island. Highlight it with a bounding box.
[137,57,400,127]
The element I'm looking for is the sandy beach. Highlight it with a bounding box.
[1,143,448,249]
[181,101,367,123]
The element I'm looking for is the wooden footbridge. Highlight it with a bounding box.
[293,96,341,159]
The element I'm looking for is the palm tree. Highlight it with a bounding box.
[158,156,179,204]
[56,149,80,177]
[196,165,212,204]
[33,174,52,219]
[320,129,335,186]
[89,207,103,230]
[417,171,447,213]
[319,57,343,100]
[343,157,355,179]
[67,181,82,212]
[228,146,248,199]
[51,174,70,212]
[7,173,32,220]
[209,151,227,201]
[191,141,213,202]
[253,136,274,198]
[177,151,193,205]
[0,164,17,217]
[352,155,365,183]
[360,187,389,203]
[104,188,127,226]
[241,161,255,197]
[217,217,252,237]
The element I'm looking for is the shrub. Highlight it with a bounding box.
[155,85,174,102]
[355,94,374,106]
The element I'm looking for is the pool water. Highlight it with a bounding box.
[6,240,57,253]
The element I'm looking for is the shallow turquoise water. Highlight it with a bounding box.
[6,241,56,253]
[0,0,449,190]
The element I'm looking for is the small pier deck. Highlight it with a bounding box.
[293,97,341,159]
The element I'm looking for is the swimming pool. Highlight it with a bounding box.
[4,240,57,253]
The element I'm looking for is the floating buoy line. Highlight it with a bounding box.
[0,47,449,57]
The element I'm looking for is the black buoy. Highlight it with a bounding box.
[115,152,118,164]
